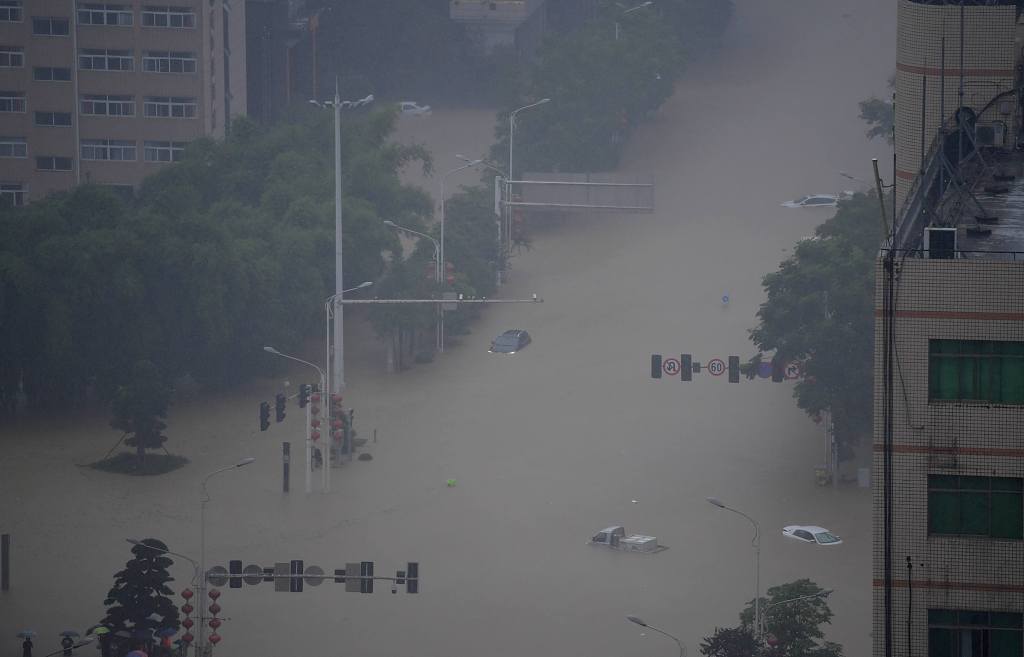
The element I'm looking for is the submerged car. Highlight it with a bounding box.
[398,101,431,116]
[489,329,531,354]
[781,191,853,208]
[782,525,843,546]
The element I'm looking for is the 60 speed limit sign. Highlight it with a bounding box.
[707,358,726,376]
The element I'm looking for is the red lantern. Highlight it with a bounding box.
[446,274,455,285]
[181,604,193,615]
[310,405,320,415]
[208,589,220,600]
[208,635,221,645]
[332,430,343,441]
[182,619,193,630]
[209,603,221,615]
[310,419,321,428]
[181,589,194,600]
[209,618,222,630]
[331,393,342,403]
[311,431,320,442]
[311,393,321,403]
[181,634,194,644]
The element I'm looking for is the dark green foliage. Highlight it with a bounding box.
[101,538,181,639]
[859,75,895,145]
[749,194,880,458]
[0,110,429,412]
[491,0,733,174]
[110,360,172,465]
[702,579,842,657]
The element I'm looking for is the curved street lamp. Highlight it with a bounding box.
[626,615,686,657]
[706,496,761,641]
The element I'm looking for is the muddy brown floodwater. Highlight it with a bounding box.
[1,0,894,655]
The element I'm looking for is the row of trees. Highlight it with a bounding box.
[0,109,431,413]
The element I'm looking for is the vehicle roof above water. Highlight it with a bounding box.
[785,524,831,533]
[599,526,625,533]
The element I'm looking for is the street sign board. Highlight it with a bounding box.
[662,358,680,377]
[707,358,726,376]
[785,362,802,380]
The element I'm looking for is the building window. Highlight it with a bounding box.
[78,3,132,26]
[928,475,1023,539]
[929,609,1023,657]
[81,94,134,116]
[0,46,23,68]
[0,2,22,22]
[929,340,1024,404]
[0,182,26,206]
[36,156,72,171]
[81,139,136,161]
[0,137,27,158]
[35,111,72,127]
[79,49,133,72]
[141,6,195,28]
[0,91,26,113]
[143,140,186,162]
[33,66,72,81]
[142,51,196,74]
[143,96,196,118]
[32,17,70,36]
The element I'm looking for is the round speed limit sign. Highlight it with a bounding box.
[707,358,726,376]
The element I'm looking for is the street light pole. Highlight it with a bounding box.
[439,160,481,351]
[507,98,550,275]
[626,615,685,657]
[706,497,761,642]
[198,458,255,657]
[383,221,441,350]
[263,346,326,493]
[455,155,506,286]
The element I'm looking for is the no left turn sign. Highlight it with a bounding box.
[662,358,681,377]
[707,358,726,376]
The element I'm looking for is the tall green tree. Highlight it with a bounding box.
[749,194,880,458]
[101,538,181,639]
[859,75,895,145]
[110,360,172,466]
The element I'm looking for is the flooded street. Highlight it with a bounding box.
[1,0,894,655]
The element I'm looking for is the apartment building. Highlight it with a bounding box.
[873,3,1024,656]
[0,0,247,205]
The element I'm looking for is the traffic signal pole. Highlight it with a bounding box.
[305,396,312,494]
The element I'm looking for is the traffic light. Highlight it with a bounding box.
[681,354,692,382]
[229,560,242,589]
[406,562,419,594]
[275,392,286,423]
[650,354,662,379]
[298,384,311,409]
[360,561,374,594]
[259,402,271,431]
[289,560,303,593]
[728,356,740,383]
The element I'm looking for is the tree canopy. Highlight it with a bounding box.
[749,194,880,456]
[101,538,181,640]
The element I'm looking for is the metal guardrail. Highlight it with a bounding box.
[880,248,1024,261]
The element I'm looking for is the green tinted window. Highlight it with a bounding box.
[928,476,1023,539]
[929,340,1024,404]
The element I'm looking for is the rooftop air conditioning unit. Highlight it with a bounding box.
[924,226,957,259]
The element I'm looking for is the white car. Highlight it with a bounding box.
[398,101,431,116]
[781,191,854,208]
[782,525,843,546]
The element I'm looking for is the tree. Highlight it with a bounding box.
[701,579,842,657]
[859,75,895,145]
[101,538,181,640]
[748,194,879,458]
[740,580,843,657]
[110,360,172,466]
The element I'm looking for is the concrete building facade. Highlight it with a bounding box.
[0,0,246,205]
[894,0,1018,210]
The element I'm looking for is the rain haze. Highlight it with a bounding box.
[1,0,895,656]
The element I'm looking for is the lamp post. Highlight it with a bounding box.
[198,458,254,657]
[456,155,506,286]
[759,589,833,642]
[383,221,442,350]
[309,84,374,405]
[439,159,481,351]
[626,615,685,657]
[706,496,761,642]
[263,346,326,494]
[320,281,372,482]
[615,1,653,40]
[507,99,549,272]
